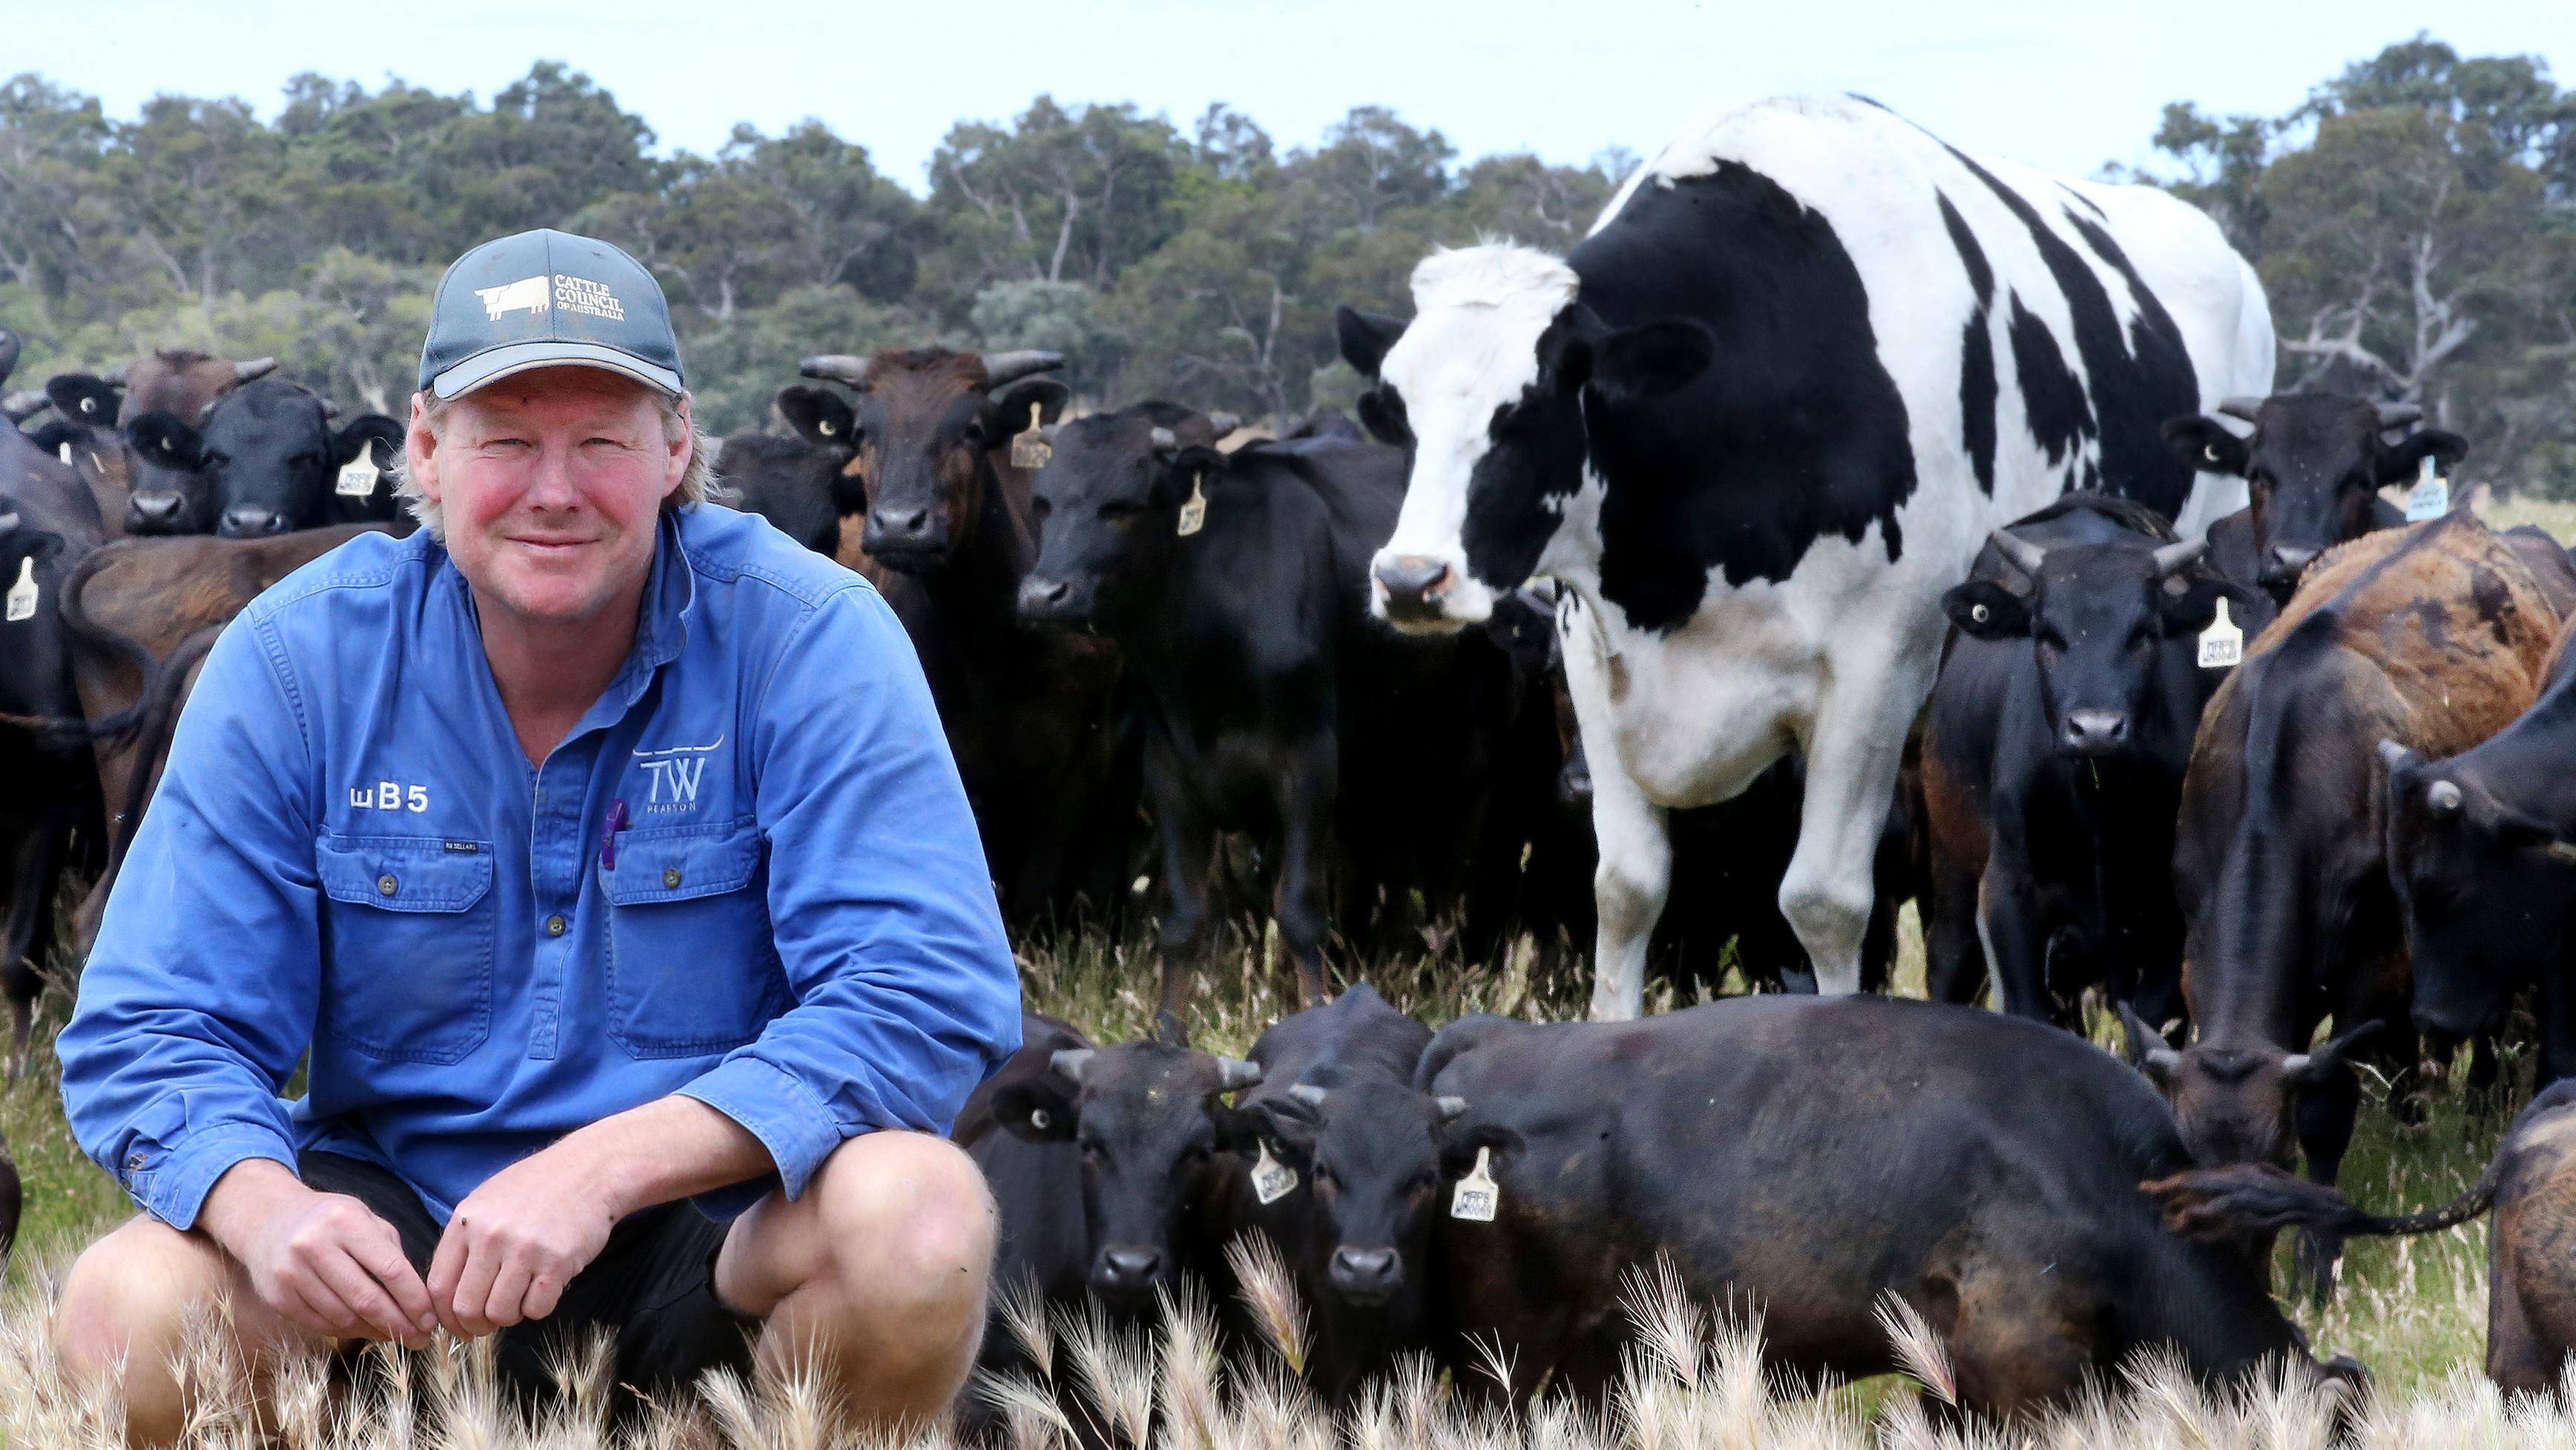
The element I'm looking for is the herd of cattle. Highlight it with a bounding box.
[9,93,2576,1410]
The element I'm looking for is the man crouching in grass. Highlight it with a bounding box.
[51,229,1020,1446]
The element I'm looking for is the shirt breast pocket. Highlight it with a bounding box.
[600,818,787,1058]
[315,834,496,1064]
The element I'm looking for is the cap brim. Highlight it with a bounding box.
[430,341,683,401]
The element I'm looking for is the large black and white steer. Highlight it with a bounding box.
[1337,94,2273,1015]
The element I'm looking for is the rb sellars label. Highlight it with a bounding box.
[1450,1146,1499,1222]
[4,557,36,623]
[335,446,381,498]
[2405,453,2450,522]
[2197,597,2243,670]
[1249,1141,1298,1205]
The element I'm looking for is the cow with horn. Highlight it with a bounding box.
[783,347,1137,928]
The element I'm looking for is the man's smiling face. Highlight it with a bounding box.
[410,367,690,629]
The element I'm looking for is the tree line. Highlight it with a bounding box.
[4,36,2572,491]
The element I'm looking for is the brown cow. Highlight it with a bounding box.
[2131,513,2565,1293]
[792,348,1137,925]
[58,527,381,957]
[2148,1075,2576,1395]
[108,347,277,424]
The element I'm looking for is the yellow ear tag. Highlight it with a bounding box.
[1177,472,1208,537]
[1010,401,1051,470]
[2197,597,2243,670]
[4,557,36,623]
[1450,1145,1499,1222]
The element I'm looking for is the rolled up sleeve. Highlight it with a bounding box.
[680,581,1020,1204]
[58,617,321,1230]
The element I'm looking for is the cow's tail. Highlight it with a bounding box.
[2143,1159,2499,1244]
[0,547,159,747]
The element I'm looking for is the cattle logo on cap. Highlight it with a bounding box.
[553,275,626,321]
[475,275,551,323]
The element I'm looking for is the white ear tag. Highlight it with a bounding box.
[4,557,36,623]
[1450,1146,1499,1222]
[335,446,381,498]
[1250,1141,1298,1205]
[2405,453,2450,522]
[56,442,72,466]
[2197,596,2243,670]
[1176,473,1207,537]
[1010,401,1051,470]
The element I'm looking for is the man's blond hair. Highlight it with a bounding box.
[394,387,720,542]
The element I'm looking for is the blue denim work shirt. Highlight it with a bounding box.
[58,502,1022,1228]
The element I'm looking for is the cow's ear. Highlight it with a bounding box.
[2377,429,2470,485]
[2162,416,2248,476]
[2161,577,2248,636]
[993,1079,1078,1143]
[988,378,1070,440]
[1589,320,1714,404]
[1153,445,1227,507]
[126,411,206,470]
[1336,305,1407,378]
[27,421,76,456]
[1943,580,2029,640]
[44,374,119,427]
[1438,1121,1523,1177]
[1223,1099,1317,1163]
[332,415,404,468]
[775,385,857,450]
[1356,387,1412,447]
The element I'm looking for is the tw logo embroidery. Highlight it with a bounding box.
[634,736,722,813]
[349,780,430,813]
[473,275,551,323]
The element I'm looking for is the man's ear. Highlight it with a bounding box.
[1589,320,1714,404]
[1942,580,2031,640]
[1336,305,1408,378]
[989,378,1071,440]
[2162,416,2249,476]
[993,1078,1079,1143]
[775,385,855,449]
[2377,429,2471,485]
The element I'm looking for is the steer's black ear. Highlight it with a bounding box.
[2162,416,2248,477]
[988,378,1071,440]
[1438,1121,1523,1177]
[2378,429,2470,485]
[2161,577,2250,636]
[1336,305,1407,378]
[333,414,404,469]
[1589,320,1714,404]
[993,1076,1079,1143]
[44,373,120,428]
[1942,580,2029,640]
[1154,445,1229,507]
[775,385,857,450]
[27,421,76,456]
[126,411,206,470]
[1355,387,1412,447]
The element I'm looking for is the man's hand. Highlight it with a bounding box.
[425,1144,620,1338]
[199,1158,436,1348]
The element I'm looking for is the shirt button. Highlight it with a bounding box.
[125,1151,147,1172]
[377,875,398,896]
[545,914,567,937]
[663,867,682,888]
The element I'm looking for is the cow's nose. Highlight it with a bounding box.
[1094,1247,1163,1291]
[1017,575,1077,621]
[130,494,178,520]
[1329,1246,1402,1296]
[890,507,931,537]
[2064,709,2129,754]
[1374,555,1452,614]
[2264,544,2318,583]
[219,505,283,537]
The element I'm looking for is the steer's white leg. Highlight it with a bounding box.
[1587,753,1670,1021]
[1779,655,1923,996]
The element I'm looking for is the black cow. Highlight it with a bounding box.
[154,379,400,537]
[981,1029,1264,1316]
[1921,495,2258,1026]
[1222,985,1437,1406]
[1413,996,2342,1417]
[2380,634,2576,1092]
[1019,406,1533,1023]
[952,1011,1093,1437]
[2141,516,2564,1290]
[2161,395,2463,600]
[716,385,856,555]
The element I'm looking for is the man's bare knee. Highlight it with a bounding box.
[815,1133,996,1315]
[57,1217,230,1375]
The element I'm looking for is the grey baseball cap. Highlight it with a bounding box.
[418,229,686,399]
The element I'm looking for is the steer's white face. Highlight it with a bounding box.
[1368,246,1584,632]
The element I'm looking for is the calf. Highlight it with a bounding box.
[2161,394,2462,600]
[715,385,855,555]
[978,1029,1264,1316]
[1921,495,2256,1025]
[1415,996,2336,1417]
[2140,514,2563,1287]
[1223,985,1437,1405]
[795,350,1135,927]
[952,1011,1094,1437]
[2379,625,2576,1089]
[2148,1077,2576,1396]
[192,380,400,537]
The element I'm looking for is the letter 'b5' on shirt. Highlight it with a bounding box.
[59,505,1022,1227]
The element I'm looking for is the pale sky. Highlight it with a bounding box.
[23,1,2574,192]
